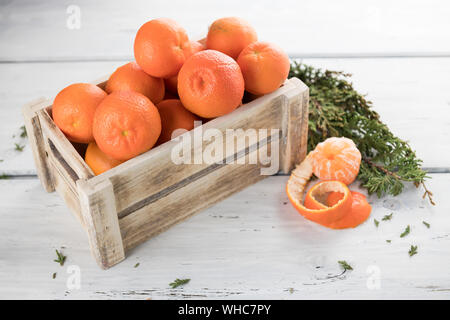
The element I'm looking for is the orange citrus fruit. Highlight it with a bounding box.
[310,137,362,185]
[134,18,191,78]
[156,99,200,145]
[286,155,353,227]
[105,62,165,104]
[163,40,205,97]
[237,41,290,95]
[185,40,206,58]
[85,141,124,175]
[52,83,107,143]
[93,91,161,161]
[206,17,257,60]
[178,50,244,118]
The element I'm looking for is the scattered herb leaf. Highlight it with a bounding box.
[134,262,140,268]
[20,125,27,138]
[54,249,66,266]
[0,174,10,180]
[400,225,411,238]
[52,272,57,279]
[422,221,430,229]
[409,245,418,257]
[169,278,190,289]
[382,213,393,221]
[14,143,24,152]
[386,240,391,243]
[289,62,432,204]
[374,219,379,227]
[338,260,353,271]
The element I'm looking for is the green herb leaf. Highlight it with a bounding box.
[14,143,24,152]
[0,174,10,180]
[169,278,190,289]
[382,213,393,221]
[422,221,430,228]
[338,260,353,271]
[20,125,27,138]
[374,219,379,227]
[134,262,140,268]
[289,62,432,204]
[400,225,411,238]
[386,240,391,243]
[408,245,418,257]
[52,272,57,279]
[54,249,66,266]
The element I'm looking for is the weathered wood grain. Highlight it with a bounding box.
[77,179,125,269]
[0,174,448,299]
[1,0,450,61]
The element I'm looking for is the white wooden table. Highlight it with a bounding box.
[0,0,449,299]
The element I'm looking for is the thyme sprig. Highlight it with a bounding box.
[169,278,190,289]
[54,249,66,266]
[289,62,432,204]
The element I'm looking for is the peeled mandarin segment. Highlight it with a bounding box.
[310,137,361,185]
[286,156,353,227]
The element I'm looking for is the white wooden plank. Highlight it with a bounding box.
[1,0,450,61]
[0,175,448,299]
[1,57,449,175]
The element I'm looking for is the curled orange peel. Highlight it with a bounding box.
[286,155,372,229]
[286,155,353,227]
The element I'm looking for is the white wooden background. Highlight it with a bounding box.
[0,0,449,299]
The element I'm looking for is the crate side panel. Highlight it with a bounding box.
[119,142,274,251]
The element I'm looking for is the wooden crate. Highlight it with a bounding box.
[22,76,309,269]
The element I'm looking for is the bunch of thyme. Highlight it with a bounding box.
[289,61,433,204]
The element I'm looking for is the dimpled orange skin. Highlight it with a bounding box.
[93,91,161,161]
[134,18,191,78]
[156,99,200,145]
[177,50,245,118]
[105,62,165,104]
[164,41,205,96]
[206,17,257,60]
[52,83,107,143]
[85,141,124,176]
[237,41,290,95]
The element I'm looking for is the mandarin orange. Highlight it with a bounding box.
[52,83,107,143]
[206,17,257,60]
[310,137,361,185]
[156,99,200,145]
[237,41,290,95]
[178,50,244,118]
[85,141,124,175]
[105,62,165,104]
[93,91,161,161]
[134,18,191,78]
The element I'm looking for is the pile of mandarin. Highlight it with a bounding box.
[52,17,290,175]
